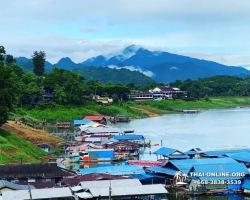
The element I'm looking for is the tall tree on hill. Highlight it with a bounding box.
[0,46,6,62]
[32,51,46,76]
[0,61,19,126]
[5,54,16,65]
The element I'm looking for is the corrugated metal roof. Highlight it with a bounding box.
[75,191,93,198]
[0,180,35,190]
[153,147,175,155]
[130,173,164,180]
[167,157,238,173]
[114,135,145,140]
[79,165,145,175]
[242,178,250,190]
[84,116,104,120]
[85,127,121,134]
[169,155,190,159]
[79,179,141,189]
[74,119,92,125]
[147,166,178,176]
[86,149,113,152]
[85,137,101,142]
[190,163,248,180]
[153,147,189,158]
[202,149,250,157]
[89,184,168,197]
[225,152,250,163]
[101,138,118,145]
[1,188,73,200]
[71,185,83,192]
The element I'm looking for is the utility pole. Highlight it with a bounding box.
[28,183,33,199]
[109,180,112,200]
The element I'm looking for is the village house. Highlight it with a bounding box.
[105,140,141,156]
[0,163,76,189]
[150,85,186,100]
[153,147,190,160]
[83,115,106,125]
[127,93,154,101]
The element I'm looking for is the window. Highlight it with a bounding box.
[28,178,35,182]
[42,178,51,182]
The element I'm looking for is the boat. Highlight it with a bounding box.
[182,109,199,114]
[123,130,135,134]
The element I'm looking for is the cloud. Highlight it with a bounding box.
[108,65,154,77]
[1,0,250,66]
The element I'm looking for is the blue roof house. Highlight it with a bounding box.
[153,147,189,160]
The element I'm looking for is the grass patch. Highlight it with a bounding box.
[0,128,47,164]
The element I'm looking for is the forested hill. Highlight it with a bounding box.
[73,66,154,85]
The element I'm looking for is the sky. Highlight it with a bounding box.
[1,0,250,68]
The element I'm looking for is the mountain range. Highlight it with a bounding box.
[15,45,250,83]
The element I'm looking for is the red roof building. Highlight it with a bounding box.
[83,116,106,124]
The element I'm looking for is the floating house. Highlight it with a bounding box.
[114,114,130,122]
[82,127,121,135]
[200,148,250,158]
[130,173,165,185]
[153,147,190,160]
[147,157,239,184]
[79,165,145,176]
[185,148,203,158]
[73,179,168,200]
[62,173,129,186]
[83,115,106,124]
[80,149,114,162]
[105,140,141,156]
[225,151,250,167]
[183,109,199,114]
[188,162,248,194]
[1,187,73,200]
[114,134,145,144]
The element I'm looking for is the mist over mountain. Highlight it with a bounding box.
[14,45,250,83]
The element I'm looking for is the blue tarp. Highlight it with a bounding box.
[74,120,92,125]
[79,165,145,175]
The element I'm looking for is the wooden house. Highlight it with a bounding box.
[83,115,106,125]
[0,163,76,189]
[106,140,141,156]
[55,122,71,128]
[114,114,129,122]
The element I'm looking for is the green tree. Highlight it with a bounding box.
[0,46,6,62]
[5,54,16,65]
[0,62,19,126]
[32,51,46,76]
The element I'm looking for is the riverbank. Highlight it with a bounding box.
[13,97,250,122]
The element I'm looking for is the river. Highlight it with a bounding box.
[113,107,250,158]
